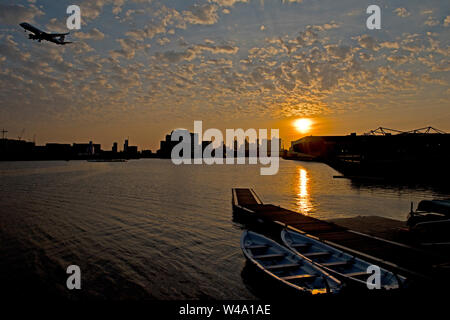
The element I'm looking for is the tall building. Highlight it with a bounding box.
[124,139,128,153]
[157,130,210,159]
[112,142,118,153]
[88,141,94,155]
[73,142,101,156]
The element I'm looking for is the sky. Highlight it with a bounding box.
[0,0,449,151]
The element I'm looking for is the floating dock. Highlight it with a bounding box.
[232,188,450,283]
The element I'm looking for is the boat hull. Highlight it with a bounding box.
[241,230,342,295]
[281,229,406,290]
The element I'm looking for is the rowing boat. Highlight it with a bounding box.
[281,229,406,289]
[241,230,342,295]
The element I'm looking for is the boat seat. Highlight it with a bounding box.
[321,261,351,267]
[291,243,310,249]
[266,263,300,271]
[344,271,368,278]
[246,244,268,250]
[303,251,331,258]
[282,274,317,281]
[253,253,285,260]
[291,243,311,248]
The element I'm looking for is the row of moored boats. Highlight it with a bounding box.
[241,229,407,295]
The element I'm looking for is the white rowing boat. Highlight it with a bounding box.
[241,230,342,295]
[281,229,406,290]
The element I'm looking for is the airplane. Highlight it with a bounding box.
[19,22,72,45]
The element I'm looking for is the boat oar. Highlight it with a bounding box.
[394,273,403,289]
[322,275,330,294]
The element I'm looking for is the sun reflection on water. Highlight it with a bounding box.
[296,168,312,215]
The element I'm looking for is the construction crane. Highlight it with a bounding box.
[1,128,7,140]
[404,126,447,134]
[365,126,447,136]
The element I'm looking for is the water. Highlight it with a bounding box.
[0,159,448,299]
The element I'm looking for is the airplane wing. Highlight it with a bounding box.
[48,38,73,45]
[20,22,43,35]
[50,32,70,36]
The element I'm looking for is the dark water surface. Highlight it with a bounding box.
[0,159,448,299]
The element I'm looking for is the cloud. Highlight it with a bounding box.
[296,28,319,46]
[80,0,110,21]
[424,16,439,27]
[420,9,433,15]
[126,23,166,41]
[0,4,44,25]
[110,38,149,60]
[193,43,239,55]
[71,41,95,55]
[75,28,105,40]
[356,35,379,51]
[155,41,238,63]
[183,4,219,25]
[77,0,125,21]
[444,16,450,27]
[112,0,126,15]
[208,0,249,7]
[119,8,146,22]
[387,55,409,65]
[0,35,30,63]
[393,8,411,18]
[157,37,171,46]
[431,60,450,72]
[325,45,352,60]
[45,18,69,33]
[312,22,340,31]
[155,49,197,63]
[380,41,400,49]
[80,0,103,21]
[346,9,361,16]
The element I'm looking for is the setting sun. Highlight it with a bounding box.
[294,118,312,134]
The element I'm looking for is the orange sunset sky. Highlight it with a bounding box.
[1,0,449,151]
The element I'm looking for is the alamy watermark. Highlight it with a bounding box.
[66,5,81,30]
[66,265,81,290]
[170,121,280,176]
[366,265,381,289]
[366,5,381,30]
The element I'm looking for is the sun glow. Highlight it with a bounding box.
[294,118,312,134]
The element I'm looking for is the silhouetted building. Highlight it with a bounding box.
[260,138,281,157]
[112,142,118,153]
[73,142,100,156]
[157,130,212,159]
[141,150,155,158]
[127,146,138,155]
[124,139,128,153]
[0,138,35,160]
[46,143,72,159]
[290,130,450,180]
